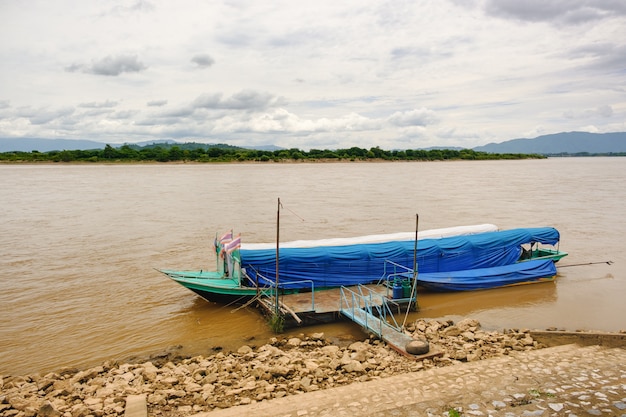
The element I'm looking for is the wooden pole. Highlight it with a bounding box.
[275,198,281,315]
[402,214,419,329]
[411,213,419,310]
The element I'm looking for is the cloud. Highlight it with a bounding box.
[147,100,168,107]
[192,90,283,111]
[566,43,626,72]
[110,110,139,120]
[79,100,118,108]
[66,55,147,76]
[387,108,439,127]
[191,54,215,68]
[484,0,626,25]
[15,106,75,125]
[192,93,223,109]
[221,90,283,110]
[563,105,614,119]
[101,0,156,17]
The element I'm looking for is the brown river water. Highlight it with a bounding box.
[1,158,624,376]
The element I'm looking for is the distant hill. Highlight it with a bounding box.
[2,131,625,154]
[0,138,107,152]
[473,132,626,154]
[243,144,284,151]
[0,138,243,152]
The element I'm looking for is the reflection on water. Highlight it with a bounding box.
[0,158,624,375]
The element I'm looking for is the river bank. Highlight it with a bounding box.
[5,318,617,417]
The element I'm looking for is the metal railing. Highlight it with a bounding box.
[245,267,317,311]
[339,284,401,337]
[378,259,414,283]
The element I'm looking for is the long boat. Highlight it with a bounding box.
[159,224,567,302]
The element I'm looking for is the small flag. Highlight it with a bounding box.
[219,231,233,243]
[224,235,241,253]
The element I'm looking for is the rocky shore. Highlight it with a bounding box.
[0,318,552,417]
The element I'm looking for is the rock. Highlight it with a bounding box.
[457,318,481,331]
[141,362,159,382]
[486,400,504,410]
[461,331,476,341]
[321,345,340,356]
[237,345,253,355]
[287,338,302,347]
[342,360,365,373]
[350,349,368,363]
[442,326,462,337]
[466,348,483,362]
[38,401,61,417]
[548,403,564,412]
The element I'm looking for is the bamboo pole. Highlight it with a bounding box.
[402,214,419,329]
[275,198,281,315]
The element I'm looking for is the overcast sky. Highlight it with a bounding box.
[1,0,625,150]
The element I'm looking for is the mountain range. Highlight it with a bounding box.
[0,131,625,154]
[472,132,625,154]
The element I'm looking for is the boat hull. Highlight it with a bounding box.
[159,269,297,304]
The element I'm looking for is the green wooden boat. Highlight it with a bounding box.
[157,269,274,303]
[159,224,567,303]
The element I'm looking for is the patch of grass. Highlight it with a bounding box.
[529,388,555,398]
[268,313,285,333]
[447,407,462,417]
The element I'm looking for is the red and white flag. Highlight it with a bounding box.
[224,235,241,253]
[219,231,233,243]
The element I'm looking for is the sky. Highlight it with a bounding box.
[1,0,625,150]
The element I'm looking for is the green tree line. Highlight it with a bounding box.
[0,143,546,163]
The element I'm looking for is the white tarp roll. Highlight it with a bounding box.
[240,224,498,250]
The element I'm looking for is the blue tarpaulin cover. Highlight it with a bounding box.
[240,227,560,289]
[416,259,558,291]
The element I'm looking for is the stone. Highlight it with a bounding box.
[287,338,302,347]
[492,400,506,409]
[342,360,365,373]
[549,403,564,411]
[442,326,462,337]
[237,345,253,355]
[38,401,61,417]
[457,318,480,331]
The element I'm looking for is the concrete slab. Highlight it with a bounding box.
[125,394,147,417]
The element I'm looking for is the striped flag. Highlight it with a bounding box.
[219,231,233,243]
[224,235,241,253]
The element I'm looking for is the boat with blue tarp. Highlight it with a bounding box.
[158,223,567,302]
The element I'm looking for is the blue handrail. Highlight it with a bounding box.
[339,284,401,337]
